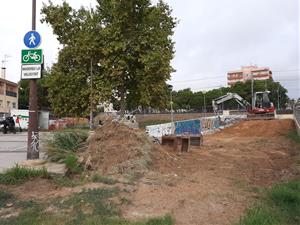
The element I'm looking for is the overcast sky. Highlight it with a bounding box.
[0,0,299,98]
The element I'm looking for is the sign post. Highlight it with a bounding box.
[25,0,40,159]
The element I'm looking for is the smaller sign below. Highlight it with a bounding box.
[21,65,41,80]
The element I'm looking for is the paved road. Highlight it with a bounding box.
[0,133,27,172]
[0,132,47,172]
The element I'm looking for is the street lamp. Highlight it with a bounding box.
[167,84,174,124]
[277,88,280,110]
[203,90,206,118]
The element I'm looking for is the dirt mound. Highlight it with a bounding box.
[84,122,173,178]
[217,119,295,138]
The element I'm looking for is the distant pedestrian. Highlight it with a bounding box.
[16,116,22,132]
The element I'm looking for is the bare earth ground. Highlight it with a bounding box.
[122,119,300,225]
[1,119,299,225]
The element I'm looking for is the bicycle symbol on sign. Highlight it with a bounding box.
[22,51,41,62]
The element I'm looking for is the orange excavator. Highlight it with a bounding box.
[212,91,275,119]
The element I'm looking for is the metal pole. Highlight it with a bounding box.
[27,0,39,159]
[204,92,206,118]
[170,90,174,124]
[89,59,93,130]
[277,88,280,110]
[251,78,254,108]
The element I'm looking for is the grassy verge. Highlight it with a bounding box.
[92,173,119,185]
[236,179,300,225]
[0,187,174,225]
[47,129,88,174]
[285,131,300,144]
[0,165,50,185]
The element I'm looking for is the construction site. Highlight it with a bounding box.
[0,109,299,225]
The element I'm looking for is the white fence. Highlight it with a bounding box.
[146,115,246,139]
[294,101,300,136]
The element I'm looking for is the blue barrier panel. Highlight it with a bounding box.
[175,119,201,135]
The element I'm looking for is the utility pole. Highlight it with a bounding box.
[27,0,39,159]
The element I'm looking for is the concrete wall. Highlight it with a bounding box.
[294,107,300,137]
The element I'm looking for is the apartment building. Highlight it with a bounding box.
[0,68,18,114]
[227,65,273,86]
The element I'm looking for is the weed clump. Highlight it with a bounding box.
[237,179,300,225]
[0,165,50,185]
[47,130,88,163]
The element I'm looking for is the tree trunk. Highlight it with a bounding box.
[120,90,126,118]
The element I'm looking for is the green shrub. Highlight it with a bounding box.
[0,165,50,185]
[47,130,88,163]
[0,190,15,208]
[64,154,83,174]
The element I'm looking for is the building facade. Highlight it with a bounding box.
[0,68,18,114]
[227,65,272,86]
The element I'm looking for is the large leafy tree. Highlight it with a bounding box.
[96,0,176,115]
[41,0,176,117]
[41,2,111,117]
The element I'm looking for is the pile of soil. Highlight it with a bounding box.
[84,122,173,178]
[217,119,295,137]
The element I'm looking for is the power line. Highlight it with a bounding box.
[170,69,299,84]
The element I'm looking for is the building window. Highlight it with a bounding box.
[6,90,17,97]
[0,100,2,107]
[12,102,16,109]
[7,101,10,107]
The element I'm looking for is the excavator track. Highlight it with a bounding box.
[246,112,275,120]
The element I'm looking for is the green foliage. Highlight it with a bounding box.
[285,131,300,144]
[0,190,15,208]
[41,0,176,117]
[92,174,118,185]
[144,215,174,225]
[0,165,50,185]
[0,186,174,225]
[172,79,288,111]
[18,71,51,110]
[51,176,85,187]
[47,130,88,163]
[64,154,83,174]
[236,179,300,225]
[66,188,118,212]
[236,207,279,225]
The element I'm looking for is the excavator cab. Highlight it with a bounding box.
[251,91,275,117]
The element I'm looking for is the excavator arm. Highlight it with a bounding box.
[212,93,251,112]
